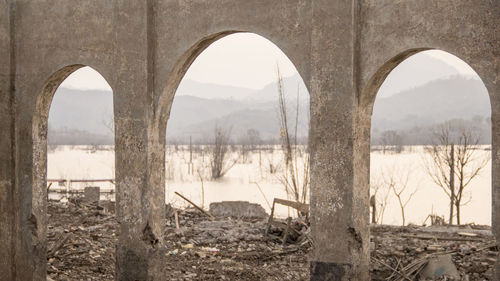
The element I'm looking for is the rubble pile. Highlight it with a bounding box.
[47,199,497,280]
[47,199,116,281]
[266,216,311,245]
[370,224,497,281]
[163,207,309,280]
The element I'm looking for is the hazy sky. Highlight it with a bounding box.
[59,33,479,95]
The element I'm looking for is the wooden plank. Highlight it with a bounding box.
[175,191,214,220]
[400,234,484,242]
[273,198,309,213]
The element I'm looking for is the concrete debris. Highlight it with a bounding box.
[209,201,268,219]
[371,225,497,281]
[419,254,460,279]
[83,186,100,205]
[47,199,497,281]
[47,199,114,280]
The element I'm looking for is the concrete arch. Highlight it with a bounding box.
[358,48,431,112]
[355,47,496,277]
[360,48,496,113]
[154,31,238,134]
[142,29,313,280]
[30,64,114,280]
[154,31,310,135]
[2,1,497,280]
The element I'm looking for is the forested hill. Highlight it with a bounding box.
[47,75,490,145]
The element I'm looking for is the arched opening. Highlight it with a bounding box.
[32,66,115,280]
[158,32,311,279]
[361,50,495,280]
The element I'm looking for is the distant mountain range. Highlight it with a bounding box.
[48,88,113,145]
[372,76,490,132]
[47,55,491,145]
[167,76,310,142]
[376,51,477,98]
[176,73,309,102]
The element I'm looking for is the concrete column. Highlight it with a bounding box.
[0,1,14,280]
[114,117,166,280]
[113,1,166,280]
[491,99,500,281]
[309,1,370,280]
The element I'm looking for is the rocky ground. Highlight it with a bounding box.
[47,199,497,281]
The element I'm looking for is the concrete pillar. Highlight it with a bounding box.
[0,1,14,280]
[113,1,166,280]
[491,98,500,281]
[309,1,370,280]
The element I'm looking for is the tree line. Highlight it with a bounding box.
[372,116,490,153]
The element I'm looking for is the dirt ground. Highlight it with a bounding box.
[47,199,497,281]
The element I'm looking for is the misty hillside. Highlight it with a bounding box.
[48,88,113,137]
[376,52,473,98]
[47,75,490,145]
[167,100,309,142]
[166,95,274,134]
[372,76,490,132]
[176,73,309,101]
[176,80,256,100]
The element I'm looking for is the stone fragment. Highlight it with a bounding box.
[419,254,460,279]
[209,201,268,219]
[83,186,100,205]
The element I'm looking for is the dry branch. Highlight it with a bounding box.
[174,191,214,220]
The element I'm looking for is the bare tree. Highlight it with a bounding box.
[424,123,489,224]
[197,169,205,209]
[379,130,403,154]
[246,129,261,150]
[237,129,262,164]
[382,166,417,226]
[209,125,235,179]
[370,179,391,224]
[276,66,310,208]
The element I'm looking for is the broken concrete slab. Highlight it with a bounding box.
[209,201,268,219]
[83,186,100,205]
[419,254,460,279]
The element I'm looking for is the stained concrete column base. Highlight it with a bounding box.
[115,244,166,281]
[310,261,352,281]
[33,244,47,281]
[495,261,500,281]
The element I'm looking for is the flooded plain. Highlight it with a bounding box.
[47,145,492,225]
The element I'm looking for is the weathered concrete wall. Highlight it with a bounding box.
[152,0,312,131]
[150,2,312,278]
[356,1,500,279]
[358,0,498,107]
[9,1,166,280]
[0,1,13,280]
[0,1,498,280]
[12,0,117,278]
